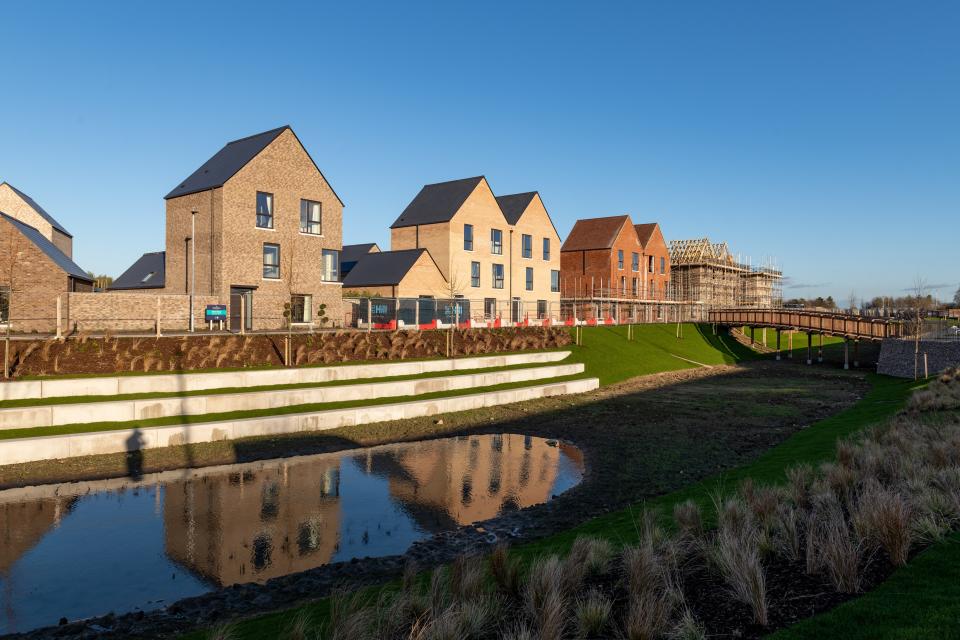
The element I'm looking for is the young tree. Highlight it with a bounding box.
[437,269,467,357]
[2,228,30,378]
[953,284,960,308]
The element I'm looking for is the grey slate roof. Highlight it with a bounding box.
[495,192,537,225]
[341,242,380,265]
[342,249,430,287]
[0,213,91,281]
[164,126,289,200]
[390,176,486,229]
[0,182,72,237]
[109,251,166,290]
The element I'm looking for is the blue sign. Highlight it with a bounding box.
[205,305,227,321]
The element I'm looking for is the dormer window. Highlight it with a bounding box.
[141,271,156,283]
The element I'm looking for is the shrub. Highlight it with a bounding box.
[852,484,913,566]
[574,588,612,638]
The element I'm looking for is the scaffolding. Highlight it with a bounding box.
[669,238,782,309]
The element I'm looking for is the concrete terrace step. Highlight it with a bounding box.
[0,378,600,465]
[0,363,585,429]
[0,351,571,402]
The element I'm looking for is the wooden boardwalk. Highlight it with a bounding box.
[708,308,905,341]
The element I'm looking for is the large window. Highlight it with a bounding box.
[492,263,504,289]
[660,256,666,274]
[263,243,280,279]
[525,267,534,291]
[617,250,624,270]
[464,224,474,251]
[550,269,560,293]
[543,238,551,261]
[522,234,532,259]
[632,252,639,272]
[290,294,312,323]
[321,249,339,282]
[300,200,321,235]
[491,229,503,255]
[256,192,274,229]
[0,286,9,322]
[471,261,480,287]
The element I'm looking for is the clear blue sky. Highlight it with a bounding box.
[2,1,957,304]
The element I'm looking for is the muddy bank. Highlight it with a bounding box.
[4,362,868,639]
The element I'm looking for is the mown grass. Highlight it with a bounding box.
[180,373,921,640]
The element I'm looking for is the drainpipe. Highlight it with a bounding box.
[189,210,196,332]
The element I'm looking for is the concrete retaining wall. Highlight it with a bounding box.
[0,351,571,401]
[877,339,960,378]
[0,378,600,465]
[0,363,585,429]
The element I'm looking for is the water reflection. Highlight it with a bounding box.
[0,434,582,634]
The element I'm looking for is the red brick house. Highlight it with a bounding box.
[560,215,644,299]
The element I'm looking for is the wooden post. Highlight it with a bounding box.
[240,300,246,336]
[3,321,9,379]
[924,352,929,379]
[775,329,781,361]
[788,330,793,358]
[806,332,813,365]
[843,338,849,370]
[367,298,372,333]
[56,296,62,340]
[853,339,859,368]
[818,333,824,363]
[156,297,161,338]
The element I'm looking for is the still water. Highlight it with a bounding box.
[0,434,583,633]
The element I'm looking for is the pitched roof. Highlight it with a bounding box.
[495,192,538,225]
[163,126,345,205]
[341,242,381,265]
[634,223,660,248]
[342,249,432,287]
[0,182,72,237]
[390,176,486,229]
[560,215,633,252]
[109,251,166,290]
[0,213,91,280]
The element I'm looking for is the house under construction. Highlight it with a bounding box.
[669,238,782,309]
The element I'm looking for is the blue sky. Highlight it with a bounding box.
[2,1,957,303]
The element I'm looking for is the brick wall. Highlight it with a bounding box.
[0,216,71,333]
[68,292,224,332]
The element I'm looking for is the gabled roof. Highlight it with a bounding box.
[164,126,344,205]
[0,182,72,237]
[341,242,381,265]
[109,251,166,290]
[634,223,661,249]
[0,213,91,281]
[495,192,538,225]
[561,215,634,252]
[342,249,435,287]
[390,176,486,229]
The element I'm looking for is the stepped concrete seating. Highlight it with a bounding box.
[0,378,600,465]
[0,363,585,429]
[0,351,570,402]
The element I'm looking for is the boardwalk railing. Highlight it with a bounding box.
[708,309,906,340]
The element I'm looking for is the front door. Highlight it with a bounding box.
[230,287,253,332]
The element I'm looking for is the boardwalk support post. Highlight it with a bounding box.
[806,332,813,365]
[853,339,859,368]
[843,337,850,370]
[775,329,781,361]
[788,330,793,358]
[818,333,824,363]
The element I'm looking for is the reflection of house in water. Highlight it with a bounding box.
[367,435,571,532]
[163,460,342,586]
[0,498,77,574]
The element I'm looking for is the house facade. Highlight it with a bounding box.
[161,126,344,330]
[0,182,74,259]
[342,249,448,298]
[560,215,644,299]
[634,222,671,300]
[389,176,561,320]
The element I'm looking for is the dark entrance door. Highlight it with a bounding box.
[230,287,254,332]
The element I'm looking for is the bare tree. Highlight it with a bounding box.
[847,289,858,314]
[2,228,29,378]
[953,284,960,308]
[436,268,468,357]
[911,276,930,380]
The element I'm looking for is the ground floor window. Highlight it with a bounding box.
[0,286,9,322]
[484,298,496,319]
[291,294,312,323]
[537,299,547,318]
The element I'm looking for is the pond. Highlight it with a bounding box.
[0,434,584,634]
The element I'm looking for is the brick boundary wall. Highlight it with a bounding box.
[877,338,960,378]
[68,293,225,332]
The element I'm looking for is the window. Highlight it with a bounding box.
[620,276,626,294]
[290,294,312,323]
[617,250,624,270]
[464,224,474,251]
[471,261,480,287]
[632,252,639,272]
[300,200,321,235]
[492,264,504,289]
[648,256,655,273]
[660,256,666,275]
[525,267,534,291]
[631,277,638,297]
[321,249,339,282]
[542,238,551,261]
[141,271,156,284]
[550,269,560,293]
[256,192,274,229]
[0,286,8,322]
[522,234,532,259]
[484,298,496,318]
[537,300,547,319]
[491,229,503,255]
[263,243,280,279]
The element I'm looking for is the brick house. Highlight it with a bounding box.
[119,125,345,330]
[342,248,448,298]
[340,242,380,282]
[389,176,561,321]
[560,215,644,299]
[0,182,75,259]
[0,212,93,331]
[634,222,671,300]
